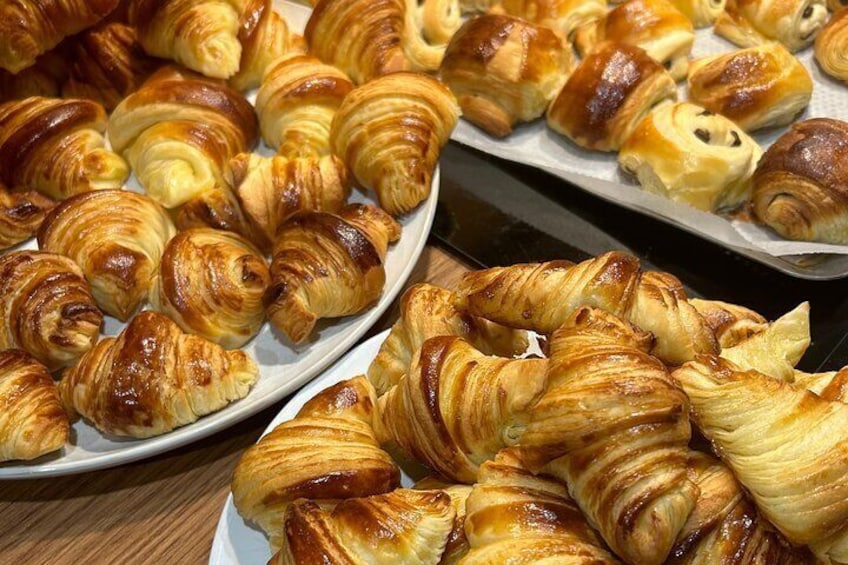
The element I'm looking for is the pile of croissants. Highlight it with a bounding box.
[232,250,848,564]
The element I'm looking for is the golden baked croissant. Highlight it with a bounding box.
[377,336,548,483]
[687,43,813,132]
[667,0,727,26]
[816,9,848,83]
[270,489,456,564]
[59,310,257,438]
[619,102,763,212]
[795,366,848,403]
[254,54,353,158]
[108,66,258,209]
[0,52,67,103]
[0,184,55,251]
[498,0,607,40]
[0,251,102,371]
[461,448,618,565]
[331,72,459,216]
[0,97,129,200]
[232,376,400,550]
[672,356,848,563]
[149,228,269,349]
[38,189,176,321]
[265,204,401,344]
[0,0,119,74]
[751,118,848,244]
[0,350,69,462]
[573,0,695,80]
[174,182,260,243]
[413,478,472,564]
[227,152,351,252]
[518,308,697,565]
[715,0,829,52]
[455,251,718,365]
[367,283,530,395]
[689,298,768,348]
[546,42,676,152]
[439,15,573,138]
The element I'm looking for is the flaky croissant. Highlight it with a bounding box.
[0,184,55,251]
[499,0,607,40]
[413,478,472,564]
[816,8,848,82]
[667,0,726,26]
[689,298,768,348]
[795,366,848,403]
[0,251,102,371]
[59,311,257,438]
[715,0,828,52]
[0,97,129,200]
[174,182,260,243]
[331,72,459,216]
[265,204,401,344]
[38,189,176,321]
[0,52,67,103]
[0,350,69,462]
[233,376,400,551]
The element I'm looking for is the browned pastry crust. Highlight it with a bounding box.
[689,298,767,348]
[175,183,261,244]
[412,477,472,564]
[498,0,608,39]
[829,0,848,11]
[0,52,67,103]
[815,8,848,82]
[715,0,829,52]
[796,366,848,402]
[752,118,848,244]
[0,184,56,251]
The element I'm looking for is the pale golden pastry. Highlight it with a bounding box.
[689,298,768,348]
[672,355,848,563]
[573,0,695,80]
[547,42,677,151]
[519,308,697,565]
[232,376,400,551]
[454,251,718,365]
[816,9,848,83]
[413,478,472,564]
[38,190,175,321]
[265,204,401,344]
[108,66,258,209]
[619,102,763,212]
[0,185,56,251]
[687,43,813,132]
[255,54,353,158]
[715,0,828,52]
[0,350,69,462]
[751,118,848,244]
[439,15,573,138]
[59,311,257,438]
[499,0,607,39]
[795,367,848,402]
[0,251,102,371]
[377,336,548,483]
[0,52,67,103]
[149,228,269,349]
[227,152,351,252]
[402,0,463,71]
[0,97,128,200]
[331,72,459,216]
[668,0,727,26]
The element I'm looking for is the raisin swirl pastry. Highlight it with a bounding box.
[619,102,763,212]
[0,251,102,371]
[715,0,829,52]
[668,0,727,26]
[687,43,812,132]
[499,0,607,40]
[439,15,573,138]
[815,8,848,82]
[751,118,848,244]
[0,184,55,251]
[546,42,677,152]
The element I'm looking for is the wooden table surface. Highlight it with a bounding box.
[0,243,471,565]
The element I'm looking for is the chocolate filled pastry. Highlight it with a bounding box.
[752,118,848,244]
[667,0,727,26]
[687,43,813,132]
[619,102,763,211]
[498,0,607,39]
[440,14,573,138]
[715,0,828,52]
[547,42,677,152]
[815,8,848,82]
[573,0,695,80]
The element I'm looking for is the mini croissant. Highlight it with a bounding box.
[0,184,55,251]
[816,9,848,82]
[715,0,828,52]
[499,0,607,39]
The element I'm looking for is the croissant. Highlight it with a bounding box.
[439,15,573,138]
[367,283,530,395]
[0,97,129,200]
[265,204,401,344]
[455,251,718,365]
[0,184,56,251]
[38,190,176,321]
[498,0,607,40]
[271,489,455,564]
[573,0,695,80]
[0,350,69,462]
[108,66,258,209]
[687,43,813,132]
[254,54,353,158]
[413,478,472,564]
[175,182,260,243]
[714,0,829,52]
[376,336,548,483]
[0,52,67,103]
[689,298,768,348]
[816,9,848,83]
[667,0,726,26]
[546,42,677,152]
[0,0,119,74]
[795,366,848,403]
[518,308,697,565]
[619,102,763,212]
[672,355,848,563]
[149,228,269,349]
[331,72,459,216]
[0,251,102,371]
[232,376,400,550]
[751,118,848,244]
[59,311,257,438]
[227,153,351,252]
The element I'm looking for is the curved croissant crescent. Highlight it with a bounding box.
[0,350,69,462]
[815,9,848,82]
[0,184,55,251]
